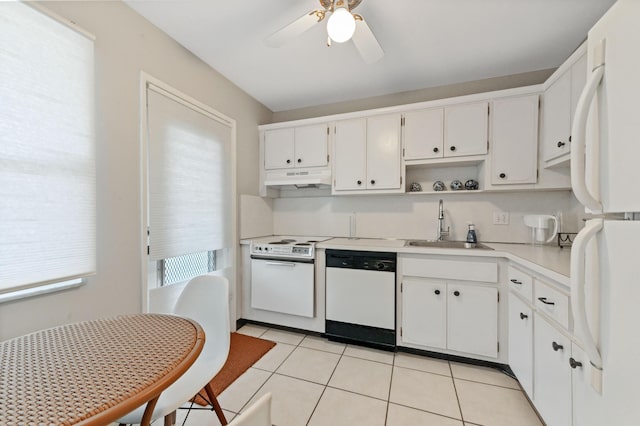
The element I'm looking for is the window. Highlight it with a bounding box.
[0,3,95,301]
[145,82,235,287]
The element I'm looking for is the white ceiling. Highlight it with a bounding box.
[125,0,615,112]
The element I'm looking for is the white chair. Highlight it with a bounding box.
[118,274,231,426]
[228,393,272,426]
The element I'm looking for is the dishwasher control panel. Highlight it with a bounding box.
[325,249,396,272]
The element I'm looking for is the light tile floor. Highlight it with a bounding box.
[171,324,543,426]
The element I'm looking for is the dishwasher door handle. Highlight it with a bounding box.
[265,261,297,267]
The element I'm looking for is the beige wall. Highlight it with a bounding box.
[0,1,271,340]
[272,68,554,122]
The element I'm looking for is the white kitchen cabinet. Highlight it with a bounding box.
[447,283,498,358]
[264,123,328,170]
[400,255,499,359]
[401,278,498,358]
[402,102,488,162]
[508,292,534,397]
[542,47,587,165]
[401,278,446,349]
[490,95,539,185]
[534,313,572,426]
[333,114,402,193]
[402,108,444,160]
[444,101,489,157]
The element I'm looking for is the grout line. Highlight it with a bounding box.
[383,352,397,425]
[392,363,453,378]
[453,376,522,391]
[387,401,467,424]
[449,360,466,424]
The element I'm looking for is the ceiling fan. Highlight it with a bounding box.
[265,0,384,64]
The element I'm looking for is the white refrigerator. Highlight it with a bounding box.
[570,0,640,425]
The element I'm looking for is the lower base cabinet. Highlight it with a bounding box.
[534,313,572,426]
[402,278,498,358]
[508,292,533,397]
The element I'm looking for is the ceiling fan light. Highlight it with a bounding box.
[327,7,356,43]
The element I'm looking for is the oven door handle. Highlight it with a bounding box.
[265,261,297,267]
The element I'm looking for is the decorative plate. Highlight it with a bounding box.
[450,180,463,190]
[432,180,445,191]
[464,179,479,190]
[409,182,422,192]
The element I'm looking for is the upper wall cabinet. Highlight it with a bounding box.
[490,95,539,185]
[333,114,403,193]
[264,123,328,170]
[403,102,489,162]
[542,44,587,167]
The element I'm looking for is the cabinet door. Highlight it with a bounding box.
[403,109,444,160]
[508,293,533,397]
[401,278,447,349]
[444,102,489,157]
[491,95,539,185]
[447,284,498,358]
[264,128,295,170]
[534,314,572,426]
[542,71,571,162]
[294,124,328,168]
[366,114,401,189]
[333,118,366,190]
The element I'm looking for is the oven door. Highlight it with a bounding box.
[250,257,315,318]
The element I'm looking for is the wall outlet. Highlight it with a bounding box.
[493,211,510,225]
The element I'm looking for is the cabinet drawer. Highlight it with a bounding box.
[507,265,533,302]
[402,257,497,283]
[535,279,570,329]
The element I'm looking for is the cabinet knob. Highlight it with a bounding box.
[286,159,291,164]
[569,135,572,143]
[357,180,362,185]
[569,357,583,369]
[450,146,456,152]
[510,279,522,285]
[297,158,302,163]
[499,173,506,179]
[538,297,555,306]
[520,312,528,320]
[552,341,564,351]
[370,179,375,185]
[557,141,565,148]
[434,289,441,295]
[433,147,439,153]
[453,290,460,297]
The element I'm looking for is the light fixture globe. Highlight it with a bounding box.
[327,7,356,43]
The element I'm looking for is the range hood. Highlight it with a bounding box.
[263,168,332,189]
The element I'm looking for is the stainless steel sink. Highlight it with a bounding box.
[405,240,493,250]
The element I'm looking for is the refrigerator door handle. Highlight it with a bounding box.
[571,40,605,213]
[570,218,604,392]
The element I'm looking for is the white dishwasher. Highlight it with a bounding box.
[325,249,396,349]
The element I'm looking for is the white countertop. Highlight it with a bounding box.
[242,236,571,286]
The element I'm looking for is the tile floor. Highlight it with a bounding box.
[172,324,543,426]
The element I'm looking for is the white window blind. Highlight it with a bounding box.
[0,3,95,294]
[146,85,233,261]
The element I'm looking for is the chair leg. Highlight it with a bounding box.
[164,410,176,426]
[204,382,227,425]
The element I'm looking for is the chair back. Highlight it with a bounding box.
[117,274,231,424]
[229,393,272,426]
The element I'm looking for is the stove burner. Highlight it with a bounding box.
[306,240,318,243]
[268,241,289,245]
[295,243,311,246]
[281,239,296,243]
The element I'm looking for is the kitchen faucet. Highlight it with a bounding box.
[437,199,450,241]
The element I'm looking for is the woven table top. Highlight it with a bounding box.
[0,314,204,426]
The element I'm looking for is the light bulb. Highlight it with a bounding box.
[327,7,356,43]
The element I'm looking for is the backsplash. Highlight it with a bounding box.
[270,191,580,244]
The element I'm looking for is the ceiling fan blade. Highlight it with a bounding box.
[265,10,323,48]
[352,17,384,64]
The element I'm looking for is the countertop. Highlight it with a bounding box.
[317,238,571,286]
[241,236,571,286]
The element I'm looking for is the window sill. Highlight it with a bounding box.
[0,279,84,304]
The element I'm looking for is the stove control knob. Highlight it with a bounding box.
[376,262,385,270]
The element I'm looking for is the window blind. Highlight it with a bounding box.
[0,3,96,294]
[146,85,233,261]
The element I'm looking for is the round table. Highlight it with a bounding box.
[0,314,204,425]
